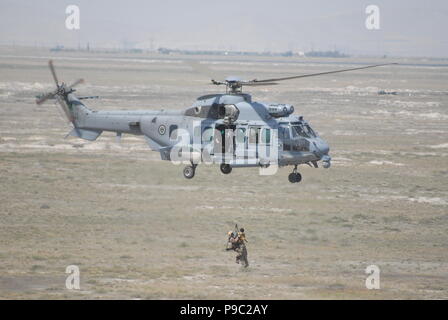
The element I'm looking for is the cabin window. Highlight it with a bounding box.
[261,128,271,144]
[249,127,259,144]
[236,128,246,143]
[193,126,201,139]
[169,125,178,140]
[202,127,213,142]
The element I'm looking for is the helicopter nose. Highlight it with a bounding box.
[320,140,330,155]
[312,138,330,156]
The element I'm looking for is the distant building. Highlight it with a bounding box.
[50,45,64,52]
[157,47,302,57]
[305,50,349,58]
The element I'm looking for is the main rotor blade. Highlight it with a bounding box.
[210,80,278,86]
[48,60,59,87]
[243,82,278,86]
[250,63,398,83]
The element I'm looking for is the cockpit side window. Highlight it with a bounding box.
[304,125,316,137]
[290,122,317,138]
[291,125,309,138]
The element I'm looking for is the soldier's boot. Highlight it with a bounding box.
[242,247,249,267]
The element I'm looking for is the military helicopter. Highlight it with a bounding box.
[36,60,395,183]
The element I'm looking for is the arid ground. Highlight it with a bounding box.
[0,47,447,299]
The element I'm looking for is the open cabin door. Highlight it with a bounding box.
[212,124,236,163]
[234,125,247,160]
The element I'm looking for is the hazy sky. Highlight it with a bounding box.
[1,0,448,57]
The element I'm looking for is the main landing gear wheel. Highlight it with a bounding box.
[288,172,302,183]
[288,165,302,183]
[220,164,232,174]
[183,165,196,179]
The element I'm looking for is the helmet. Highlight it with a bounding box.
[240,228,244,232]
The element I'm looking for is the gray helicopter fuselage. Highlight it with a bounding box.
[67,92,331,168]
[37,60,398,180]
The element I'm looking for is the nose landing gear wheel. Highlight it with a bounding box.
[220,164,232,174]
[183,165,196,179]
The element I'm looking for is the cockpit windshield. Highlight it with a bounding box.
[304,124,316,137]
[291,122,316,138]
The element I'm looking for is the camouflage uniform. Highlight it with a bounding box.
[235,232,249,268]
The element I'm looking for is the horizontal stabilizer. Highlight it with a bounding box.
[144,136,163,151]
[144,136,171,160]
[69,128,102,141]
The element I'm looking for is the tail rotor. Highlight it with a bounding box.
[35,60,84,125]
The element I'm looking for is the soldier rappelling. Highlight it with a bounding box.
[226,224,249,268]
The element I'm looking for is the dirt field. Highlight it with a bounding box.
[0,46,447,299]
